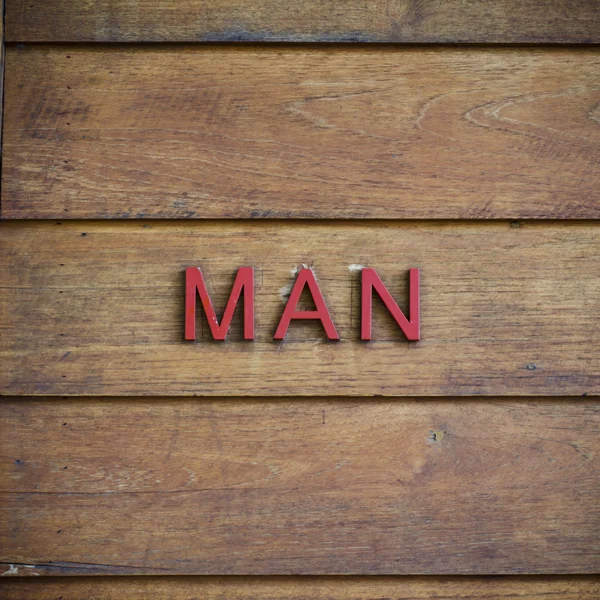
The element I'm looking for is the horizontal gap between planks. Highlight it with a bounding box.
[0,574,600,585]
[5,41,600,48]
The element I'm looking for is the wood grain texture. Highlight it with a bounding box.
[1,221,599,397]
[0,0,4,166]
[2,576,600,598]
[5,0,600,42]
[3,45,600,220]
[0,399,598,575]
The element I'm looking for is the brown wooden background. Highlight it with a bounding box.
[1,1,600,598]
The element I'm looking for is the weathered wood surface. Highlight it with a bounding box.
[5,0,600,43]
[3,46,600,220]
[1,221,599,396]
[0,0,4,160]
[2,576,600,598]
[0,399,598,575]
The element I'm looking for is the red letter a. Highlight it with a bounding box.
[361,268,420,341]
[274,268,339,340]
[185,267,254,341]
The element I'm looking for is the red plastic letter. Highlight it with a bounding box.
[274,268,339,340]
[361,268,420,341]
[185,267,254,341]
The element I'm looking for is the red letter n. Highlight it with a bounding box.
[185,267,254,341]
[361,268,420,341]
[274,268,339,340]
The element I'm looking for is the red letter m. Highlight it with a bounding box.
[361,268,420,341]
[185,267,254,341]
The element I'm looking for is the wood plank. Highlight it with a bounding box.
[3,45,600,220]
[0,0,4,168]
[5,0,600,43]
[2,576,600,598]
[1,221,599,397]
[0,398,598,574]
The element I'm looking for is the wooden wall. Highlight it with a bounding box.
[1,1,599,598]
